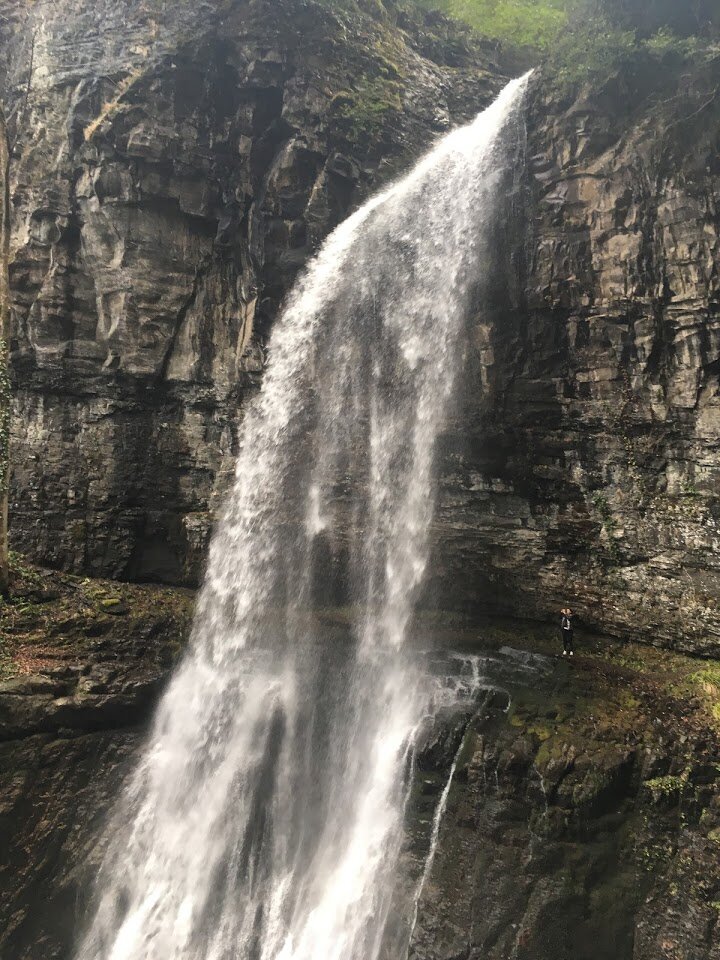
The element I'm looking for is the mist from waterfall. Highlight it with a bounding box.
[75,73,530,960]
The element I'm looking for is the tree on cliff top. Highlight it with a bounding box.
[407,0,719,90]
[0,107,9,597]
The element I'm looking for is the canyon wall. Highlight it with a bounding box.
[435,57,720,654]
[2,6,720,959]
[4,587,720,960]
[3,0,720,653]
[1,0,506,584]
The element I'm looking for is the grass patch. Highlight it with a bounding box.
[332,74,404,141]
[414,0,573,49]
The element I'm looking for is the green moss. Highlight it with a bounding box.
[6,551,43,586]
[509,710,553,742]
[639,841,675,871]
[371,30,406,79]
[643,775,688,800]
[0,557,194,680]
[669,660,720,729]
[333,74,403,141]
[688,663,720,690]
[535,736,564,769]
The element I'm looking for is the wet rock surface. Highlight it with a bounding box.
[0,730,141,960]
[0,563,192,959]
[407,623,720,960]
[2,569,720,960]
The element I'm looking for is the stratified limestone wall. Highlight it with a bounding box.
[1,0,505,585]
[432,61,720,655]
[3,0,720,653]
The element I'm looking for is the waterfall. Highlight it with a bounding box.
[75,73,530,960]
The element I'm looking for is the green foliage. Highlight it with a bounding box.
[644,26,702,58]
[414,0,574,49]
[332,75,403,141]
[594,0,720,38]
[551,11,714,87]
[401,0,718,88]
[687,664,720,722]
[7,550,42,584]
[643,774,688,801]
[550,13,636,85]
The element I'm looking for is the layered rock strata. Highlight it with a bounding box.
[434,58,720,655]
[3,586,719,960]
[1,0,505,585]
[3,1,720,652]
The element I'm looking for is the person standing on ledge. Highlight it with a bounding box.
[560,607,575,657]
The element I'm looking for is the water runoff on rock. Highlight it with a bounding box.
[76,73,530,960]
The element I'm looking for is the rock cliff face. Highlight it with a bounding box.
[433,58,720,655]
[1,0,506,586]
[3,1,720,652]
[3,11,720,958]
[3,589,720,960]
[0,566,192,959]
[408,624,720,960]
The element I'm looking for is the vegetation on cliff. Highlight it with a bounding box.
[405,0,720,85]
[0,557,193,682]
[410,0,719,43]
[317,0,720,100]
[414,0,571,48]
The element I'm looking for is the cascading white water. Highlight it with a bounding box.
[76,73,530,960]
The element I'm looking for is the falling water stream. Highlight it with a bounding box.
[76,73,530,960]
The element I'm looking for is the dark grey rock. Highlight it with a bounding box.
[428,62,720,656]
[1,0,507,588]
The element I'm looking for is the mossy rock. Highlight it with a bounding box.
[99,598,129,616]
